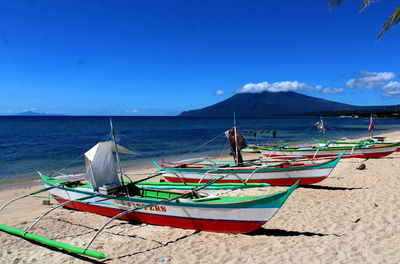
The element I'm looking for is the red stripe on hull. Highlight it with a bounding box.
[55,198,264,234]
[264,151,394,159]
[164,176,327,186]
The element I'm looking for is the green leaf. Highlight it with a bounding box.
[378,6,400,40]
[360,0,374,11]
[329,0,343,8]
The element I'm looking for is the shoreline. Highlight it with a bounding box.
[2,128,399,189]
[0,178,43,191]
[1,130,400,263]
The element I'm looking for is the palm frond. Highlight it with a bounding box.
[377,6,400,40]
[329,0,343,8]
[360,0,374,11]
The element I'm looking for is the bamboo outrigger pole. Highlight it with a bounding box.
[322,117,325,143]
[83,175,226,253]
[0,184,66,212]
[0,180,106,259]
[24,194,101,235]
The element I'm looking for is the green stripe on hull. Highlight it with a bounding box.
[137,182,270,190]
[161,154,341,174]
[257,141,400,152]
[39,173,297,209]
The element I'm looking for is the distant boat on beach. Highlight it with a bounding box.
[257,141,399,159]
[154,120,344,186]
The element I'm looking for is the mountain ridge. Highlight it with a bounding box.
[179,91,400,117]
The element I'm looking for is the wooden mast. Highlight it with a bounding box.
[370,113,374,138]
[233,112,239,165]
[320,116,326,143]
[110,118,124,187]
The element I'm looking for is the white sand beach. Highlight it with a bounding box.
[1,131,400,263]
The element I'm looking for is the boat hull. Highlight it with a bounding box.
[259,146,397,159]
[157,155,342,186]
[41,175,297,233]
[54,197,266,233]
[315,141,400,152]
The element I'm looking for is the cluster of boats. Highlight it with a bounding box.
[1,120,399,260]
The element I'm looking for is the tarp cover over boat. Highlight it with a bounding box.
[85,141,134,191]
[225,128,247,164]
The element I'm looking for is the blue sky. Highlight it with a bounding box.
[1,0,400,115]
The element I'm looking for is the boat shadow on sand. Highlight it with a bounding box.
[299,185,363,191]
[246,228,329,237]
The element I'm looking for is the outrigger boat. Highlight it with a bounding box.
[257,141,400,159]
[246,115,400,158]
[242,128,277,153]
[154,116,344,186]
[0,120,298,260]
[37,172,297,233]
[312,115,400,151]
[154,154,343,186]
[312,137,400,152]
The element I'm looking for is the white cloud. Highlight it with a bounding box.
[215,90,224,95]
[345,71,396,89]
[122,108,178,116]
[322,87,344,94]
[237,81,343,94]
[382,81,400,97]
[22,108,37,112]
[0,110,17,114]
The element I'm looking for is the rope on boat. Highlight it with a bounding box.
[119,133,162,152]
[218,136,230,159]
[52,134,112,178]
[169,133,229,164]
[131,172,164,184]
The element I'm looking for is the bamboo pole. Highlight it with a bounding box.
[83,176,225,253]
[110,118,124,187]
[0,224,106,259]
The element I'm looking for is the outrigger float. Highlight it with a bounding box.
[0,120,298,260]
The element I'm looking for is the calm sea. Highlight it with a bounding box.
[1,116,400,184]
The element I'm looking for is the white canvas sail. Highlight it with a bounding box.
[85,141,134,191]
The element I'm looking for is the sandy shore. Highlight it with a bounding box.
[1,131,400,263]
